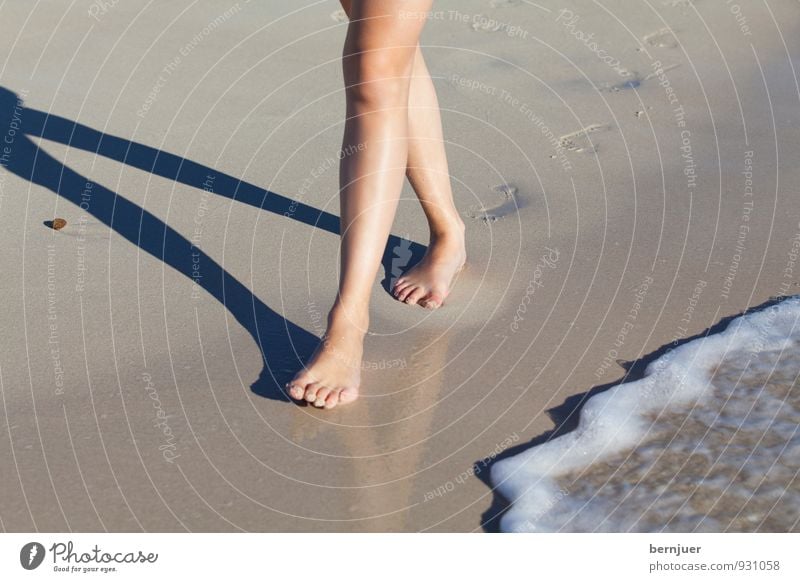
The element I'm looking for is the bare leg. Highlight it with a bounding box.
[287,0,434,408]
[393,46,466,309]
[339,1,466,310]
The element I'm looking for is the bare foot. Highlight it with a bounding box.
[286,313,364,409]
[392,224,466,309]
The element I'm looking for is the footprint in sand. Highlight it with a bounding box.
[467,183,521,225]
[644,27,679,48]
[559,124,608,154]
[601,61,680,92]
[601,76,642,92]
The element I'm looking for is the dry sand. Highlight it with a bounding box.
[0,0,798,531]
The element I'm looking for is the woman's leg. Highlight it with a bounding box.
[340,0,466,310]
[393,45,466,309]
[287,0,433,408]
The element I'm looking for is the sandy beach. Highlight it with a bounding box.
[0,0,798,532]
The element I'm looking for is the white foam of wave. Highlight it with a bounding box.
[491,295,800,532]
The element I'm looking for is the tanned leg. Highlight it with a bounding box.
[340,1,465,310]
[287,0,434,408]
[393,45,466,309]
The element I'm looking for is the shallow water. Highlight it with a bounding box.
[491,296,800,532]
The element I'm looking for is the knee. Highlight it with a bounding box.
[342,49,412,109]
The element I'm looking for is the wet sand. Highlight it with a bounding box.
[0,0,799,531]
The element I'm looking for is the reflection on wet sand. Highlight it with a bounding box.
[289,328,449,531]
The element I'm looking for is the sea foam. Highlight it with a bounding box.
[491,295,800,532]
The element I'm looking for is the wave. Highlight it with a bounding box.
[491,296,800,532]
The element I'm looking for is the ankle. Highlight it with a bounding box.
[429,216,465,242]
[328,302,369,335]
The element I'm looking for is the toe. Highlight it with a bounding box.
[324,390,340,410]
[420,292,444,310]
[338,387,359,405]
[405,287,427,305]
[392,277,407,291]
[392,282,411,297]
[396,284,417,302]
[286,375,311,400]
[286,383,303,400]
[303,382,321,402]
[313,387,331,408]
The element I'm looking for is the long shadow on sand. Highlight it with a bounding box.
[477,296,790,532]
[0,86,425,401]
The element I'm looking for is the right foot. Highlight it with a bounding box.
[392,221,466,309]
[286,313,364,409]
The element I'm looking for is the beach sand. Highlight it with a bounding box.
[0,0,798,531]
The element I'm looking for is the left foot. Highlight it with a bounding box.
[285,310,365,410]
[392,223,466,309]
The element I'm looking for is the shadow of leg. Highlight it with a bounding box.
[13,89,428,299]
[0,86,428,401]
[7,135,316,401]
